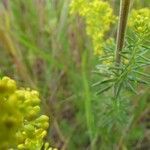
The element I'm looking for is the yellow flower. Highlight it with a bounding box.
[128,8,150,37]
[70,0,116,56]
[0,76,52,149]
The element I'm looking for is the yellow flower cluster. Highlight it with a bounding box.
[0,77,55,150]
[70,0,116,55]
[128,8,150,37]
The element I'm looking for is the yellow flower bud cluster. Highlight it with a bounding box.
[0,77,55,150]
[128,8,150,37]
[102,38,115,66]
[70,0,116,55]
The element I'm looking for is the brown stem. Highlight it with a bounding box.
[114,0,131,98]
[115,0,131,66]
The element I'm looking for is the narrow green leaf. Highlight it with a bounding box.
[92,78,115,87]
[133,71,150,78]
[115,81,123,98]
[127,82,138,94]
[96,85,113,95]
[92,71,111,77]
[139,55,150,62]
[128,77,150,85]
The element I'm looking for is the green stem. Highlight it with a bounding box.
[82,51,95,144]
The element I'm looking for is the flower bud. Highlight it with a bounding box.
[17,144,25,149]
[41,130,47,138]
[36,115,49,122]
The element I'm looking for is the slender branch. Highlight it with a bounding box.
[114,0,131,98]
[115,0,131,66]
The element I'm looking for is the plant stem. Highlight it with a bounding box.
[115,0,131,66]
[82,51,95,143]
[114,0,131,98]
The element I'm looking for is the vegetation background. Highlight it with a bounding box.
[0,0,149,149]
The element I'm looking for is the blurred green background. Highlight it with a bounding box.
[0,0,149,149]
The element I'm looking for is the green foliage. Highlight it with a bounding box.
[70,0,150,148]
[93,8,150,97]
[0,0,149,149]
[92,6,150,149]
